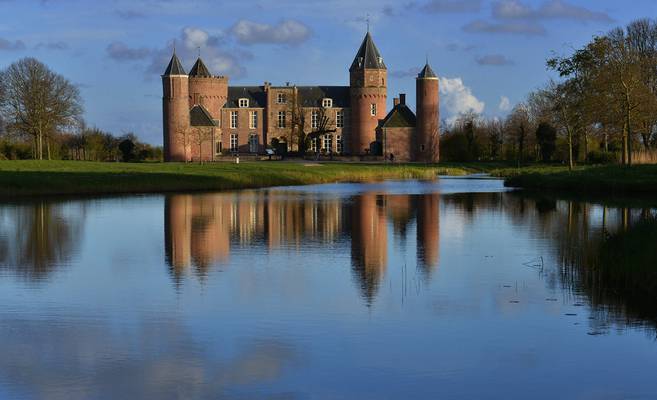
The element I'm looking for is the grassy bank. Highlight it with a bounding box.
[0,160,468,197]
[502,164,657,195]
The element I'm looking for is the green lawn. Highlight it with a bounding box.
[0,160,468,197]
[502,164,657,194]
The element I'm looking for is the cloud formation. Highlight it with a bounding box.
[107,41,152,61]
[476,54,514,66]
[421,0,482,13]
[0,38,26,51]
[230,19,311,46]
[498,96,512,111]
[492,0,613,22]
[35,41,69,51]
[463,20,546,35]
[439,76,485,122]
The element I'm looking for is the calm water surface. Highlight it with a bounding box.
[1,178,657,399]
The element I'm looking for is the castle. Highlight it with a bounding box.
[162,31,440,162]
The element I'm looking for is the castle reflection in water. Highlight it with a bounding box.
[164,190,440,300]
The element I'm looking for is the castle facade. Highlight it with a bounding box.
[162,32,440,162]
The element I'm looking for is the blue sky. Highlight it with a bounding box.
[0,0,655,145]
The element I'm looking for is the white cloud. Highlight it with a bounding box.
[439,76,485,123]
[498,96,511,112]
[230,19,311,46]
[492,0,613,22]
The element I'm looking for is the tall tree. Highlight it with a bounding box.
[0,58,82,160]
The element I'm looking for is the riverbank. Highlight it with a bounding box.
[501,164,657,195]
[0,160,469,197]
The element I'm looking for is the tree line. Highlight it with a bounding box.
[0,57,161,161]
[441,18,657,167]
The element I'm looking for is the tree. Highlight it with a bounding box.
[189,126,214,163]
[0,58,82,160]
[535,122,557,162]
[118,138,136,162]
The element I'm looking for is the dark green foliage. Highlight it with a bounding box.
[119,139,136,162]
[535,122,557,162]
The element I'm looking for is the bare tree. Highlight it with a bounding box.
[174,123,193,162]
[189,126,214,163]
[0,58,82,160]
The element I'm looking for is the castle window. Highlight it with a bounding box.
[420,144,426,152]
[310,137,318,153]
[277,93,286,104]
[378,56,383,64]
[322,134,332,152]
[322,98,333,108]
[336,135,343,154]
[249,134,258,153]
[230,111,238,129]
[311,110,319,129]
[370,103,377,116]
[278,111,286,128]
[250,111,257,129]
[238,98,249,108]
[336,110,344,128]
[230,134,238,152]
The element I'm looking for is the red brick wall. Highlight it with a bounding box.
[379,127,415,162]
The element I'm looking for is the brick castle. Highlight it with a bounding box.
[162,31,439,162]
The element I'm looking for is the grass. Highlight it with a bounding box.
[502,164,657,195]
[0,160,469,197]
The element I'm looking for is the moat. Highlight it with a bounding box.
[1,178,657,399]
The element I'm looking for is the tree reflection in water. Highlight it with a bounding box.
[0,200,84,280]
[443,191,657,335]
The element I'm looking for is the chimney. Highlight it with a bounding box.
[399,93,406,105]
[393,97,400,106]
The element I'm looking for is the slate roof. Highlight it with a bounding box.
[163,52,186,76]
[225,86,267,108]
[190,104,217,126]
[350,32,386,71]
[297,86,350,108]
[380,104,416,128]
[189,57,212,77]
[417,63,437,79]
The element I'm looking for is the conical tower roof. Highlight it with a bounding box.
[163,51,186,76]
[417,62,437,79]
[189,57,212,77]
[350,32,386,71]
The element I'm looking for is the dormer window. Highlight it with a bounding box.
[378,56,383,64]
[238,98,249,108]
[322,98,333,108]
[277,93,286,104]
[358,57,363,67]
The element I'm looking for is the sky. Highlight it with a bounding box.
[0,0,655,145]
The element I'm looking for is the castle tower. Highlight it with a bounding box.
[415,61,440,162]
[349,32,387,155]
[162,50,189,162]
[188,56,228,119]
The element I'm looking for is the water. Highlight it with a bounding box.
[1,178,657,399]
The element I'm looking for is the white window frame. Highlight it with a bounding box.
[250,111,257,129]
[278,111,286,128]
[249,133,258,153]
[230,133,238,152]
[277,93,286,104]
[336,135,343,154]
[322,98,333,108]
[311,110,319,129]
[230,111,238,129]
[310,137,318,152]
[322,134,332,152]
[336,110,344,128]
[238,98,249,108]
[370,103,377,116]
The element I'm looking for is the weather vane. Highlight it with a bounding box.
[366,13,370,32]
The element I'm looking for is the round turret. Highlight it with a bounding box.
[415,62,440,162]
[162,51,190,162]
